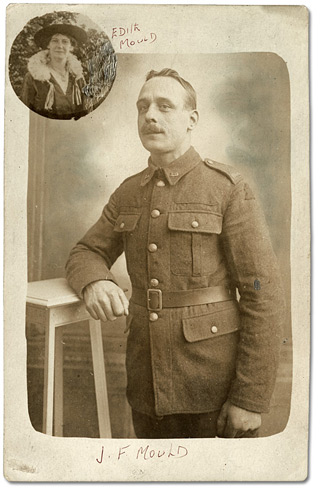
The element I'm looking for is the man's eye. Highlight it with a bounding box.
[160,104,171,110]
[138,105,147,113]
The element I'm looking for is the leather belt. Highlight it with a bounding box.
[131,286,236,311]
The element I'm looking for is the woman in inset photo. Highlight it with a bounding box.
[20,23,88,119]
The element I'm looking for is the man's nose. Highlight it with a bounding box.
[145,104,158,122]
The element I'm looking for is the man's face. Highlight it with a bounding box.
[137,77,197,158]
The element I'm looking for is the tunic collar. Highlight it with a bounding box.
[140,146,202,186]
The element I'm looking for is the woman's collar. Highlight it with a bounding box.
[27,50,84,82]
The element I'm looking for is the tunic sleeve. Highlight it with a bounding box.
[20,72,36,107]
[65,189,124,297]
[221,178,286,413]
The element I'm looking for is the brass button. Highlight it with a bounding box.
[156,180,166,187]
[150,278,159,287]
[148,243,158,253]
[211,326,218,334]
[191,220,199,228]
[149,312,159,322]
[151,209,160,218]
[119,222,125,229]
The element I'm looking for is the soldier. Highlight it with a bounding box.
[66,68,285,439]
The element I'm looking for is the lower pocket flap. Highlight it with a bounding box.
[183,307,240,342]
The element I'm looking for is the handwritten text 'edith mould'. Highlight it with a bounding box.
[111,23,157,49]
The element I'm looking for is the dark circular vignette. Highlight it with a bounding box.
[9,10,117,120]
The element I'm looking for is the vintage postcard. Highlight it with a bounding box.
[3,3,310,482]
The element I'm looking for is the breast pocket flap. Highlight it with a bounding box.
[114,213,141,232]
[168,211,222,234]
[182,307,240,343]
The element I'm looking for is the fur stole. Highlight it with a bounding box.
[26,50,84,111]
[27,50,84,82]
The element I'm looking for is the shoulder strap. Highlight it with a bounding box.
[204,158,242,185]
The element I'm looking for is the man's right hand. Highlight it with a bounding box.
[83,280,129,322]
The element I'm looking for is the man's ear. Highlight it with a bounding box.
[188,109,199,131]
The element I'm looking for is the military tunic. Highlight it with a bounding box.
[66,146,285,417]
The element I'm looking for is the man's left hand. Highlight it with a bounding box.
[217,400,261,438]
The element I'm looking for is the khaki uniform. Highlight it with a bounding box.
[66,146,285,417]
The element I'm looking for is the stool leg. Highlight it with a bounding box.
[89,319,112,438]
[54,325,64,436]
[42,312,55,435]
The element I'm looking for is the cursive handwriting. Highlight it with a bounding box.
[96,445,104,464]
[112,23,141,38]
[119,33,157,49]
[111,23,157,50]
[95,443,188,464]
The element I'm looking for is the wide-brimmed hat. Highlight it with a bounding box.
[34,23,88,48]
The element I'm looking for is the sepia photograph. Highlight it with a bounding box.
[26,51,291,441]
[3,2,310,482]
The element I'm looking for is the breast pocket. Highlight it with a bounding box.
[168,210,223,276]
[114,211,142,275]
[114,213,141,232]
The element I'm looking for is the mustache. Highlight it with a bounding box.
[141,124,164,135]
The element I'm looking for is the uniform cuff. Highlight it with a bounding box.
[227,394,269,414]
[78,272,118,298]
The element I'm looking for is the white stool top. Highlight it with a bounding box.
[27,278,81,307]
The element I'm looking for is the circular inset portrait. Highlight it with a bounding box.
[9,11,117,120]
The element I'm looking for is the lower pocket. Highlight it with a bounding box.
[182,305,240,342]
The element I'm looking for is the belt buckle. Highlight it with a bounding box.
[147,289,162,311]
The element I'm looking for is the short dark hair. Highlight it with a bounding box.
[145,68,197,110]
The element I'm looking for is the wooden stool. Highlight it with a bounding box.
[26,278,112,438]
